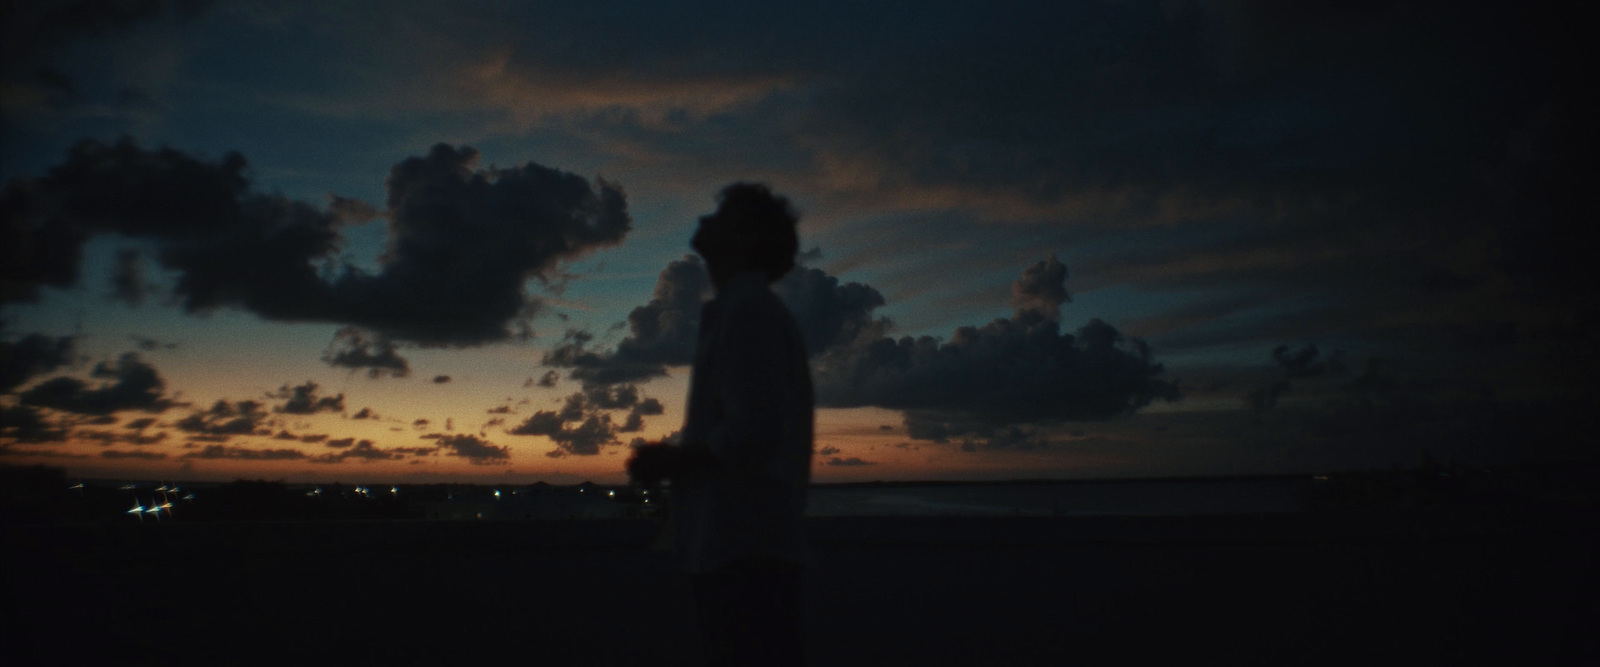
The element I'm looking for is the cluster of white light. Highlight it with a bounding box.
[125,482,187,521]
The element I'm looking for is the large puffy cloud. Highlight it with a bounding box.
[811,258,1178,449]
[548,251,1174,450]
[17,352,173,415]
[1,139,630,345]
[541,257,710,386]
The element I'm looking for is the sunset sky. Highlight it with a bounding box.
[2,0,1592,484]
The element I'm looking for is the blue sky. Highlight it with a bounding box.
[2,0,1592,482]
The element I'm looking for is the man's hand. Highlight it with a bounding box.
[626,442,683,486]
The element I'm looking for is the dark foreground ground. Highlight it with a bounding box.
[5,508,1597,666]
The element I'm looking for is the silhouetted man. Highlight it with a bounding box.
[627,183,813,667]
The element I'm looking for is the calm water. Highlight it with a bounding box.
[806,478,1309,517]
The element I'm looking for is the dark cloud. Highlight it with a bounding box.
[350,407,376,420]
[553,251,1172,449]
[322,327,410,378]
[309,439,393,464]
[612,256,713,366]
[180,445,306,461]
[618,412,644,433]
[585,384,639,410]
[540,415,617,458]
[76,428,166,446]
[173,399,267,436]
[0,333,76,393]
[544,252,886,385]
[17,352,172,415]
[1010,256,1069,322]
[487,405,512,414]
[100,449,166,460]
[269,381,345,415]
[1247,344,1347,415]
[0,404,67,442]
[124,417,157,430]
[511,406,622,457]
[432,434,510,465]
[340,143,630,343]
[508,385,664,455]
[817,446,840,456]
[2,140,630,345]
[300,433,328,443]
[825,457,874,466]
[431,375,451,384]
[509,411,564,437]
[541,257,708,386]
[633,398,664,416]
[812,259,1178,449]
[325,437,355,449]
[770,259,889,356]
[534,370,560,387]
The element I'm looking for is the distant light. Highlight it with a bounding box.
[494,490,502,499]
[391,486,399,495]
[608,490,615,498]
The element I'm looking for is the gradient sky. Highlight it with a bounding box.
[2,0,1593,484]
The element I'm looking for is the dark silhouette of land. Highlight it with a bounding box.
[5,466,1596,665]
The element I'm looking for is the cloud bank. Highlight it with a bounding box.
[1,139,630,346]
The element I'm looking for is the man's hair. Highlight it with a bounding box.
[706,182,799,281]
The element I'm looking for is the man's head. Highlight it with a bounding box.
[692,182,799,286]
